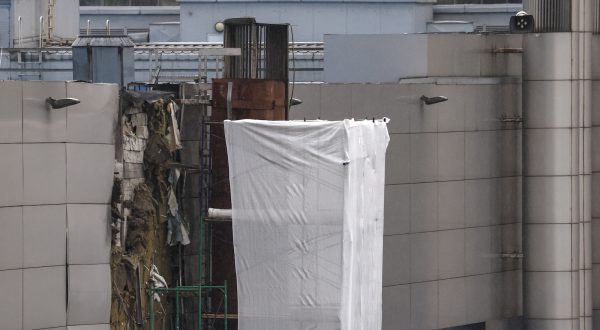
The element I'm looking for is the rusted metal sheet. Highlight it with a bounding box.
[212,78,286,115]
[211,78,286,209]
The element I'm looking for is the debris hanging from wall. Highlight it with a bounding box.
[110,91,189,330]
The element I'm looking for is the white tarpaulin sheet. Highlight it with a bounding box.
[225,119,389,330]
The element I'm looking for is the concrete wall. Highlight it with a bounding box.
[520,1,593,328]
[0,81,117,330]
[76,3,523,43]
[288,34,526,328]
[290,80,523,329]
[324,33,522,83]
[0,3,10,47]
[179,1,434,42]
[80,6,179,32]
[12,0,79,46]
[522,31,592,330]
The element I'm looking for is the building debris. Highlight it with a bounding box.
[110,90,189,329]
[150,265,168,302]
[167,102,183,152]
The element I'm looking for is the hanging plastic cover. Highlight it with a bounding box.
[225,119,389,330]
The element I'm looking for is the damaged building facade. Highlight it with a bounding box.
[3,0,600,329]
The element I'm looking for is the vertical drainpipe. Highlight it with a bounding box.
[522,0,593,329]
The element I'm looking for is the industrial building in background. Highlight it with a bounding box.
[2,0,600,329]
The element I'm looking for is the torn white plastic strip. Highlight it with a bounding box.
[225,119,389,330]
[150,264,168,302]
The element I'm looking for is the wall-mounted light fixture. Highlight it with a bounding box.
[46,97,80,109]
[215,21,225,33]
[290,98,302,106]
[420,95,448,105]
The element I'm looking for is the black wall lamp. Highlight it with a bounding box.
[46,97,81,109]
[420,95,448,105]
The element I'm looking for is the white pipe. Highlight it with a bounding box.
[113,219,121,249]
[39,16,44,48]
[121,215,128,249]
[87,20,91,35]
[105,19,110,36]
[208,208,232,219]
[18,16,22,48]
[226,81,233,119]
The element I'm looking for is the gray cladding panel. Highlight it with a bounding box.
[92,47,123,85]
[0,6,9,48]
[324,34,428,83]
[0,81,116,330]
[180,2,432,42]
[291,82,523,328]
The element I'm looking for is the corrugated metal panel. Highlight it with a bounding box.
[524,0,571,32]
[0,6,9,48]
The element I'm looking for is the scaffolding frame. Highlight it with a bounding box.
[145,115,230,330]
[142,20,289,325]
[144,80,231,329]
[146,282,228,330]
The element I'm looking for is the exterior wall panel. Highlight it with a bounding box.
[0,81,117,329]
[291,80,523,329]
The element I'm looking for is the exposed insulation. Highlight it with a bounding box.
[110,91,189,329]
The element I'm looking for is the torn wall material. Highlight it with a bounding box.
[111,90,190,330]
[225,119,390,330]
